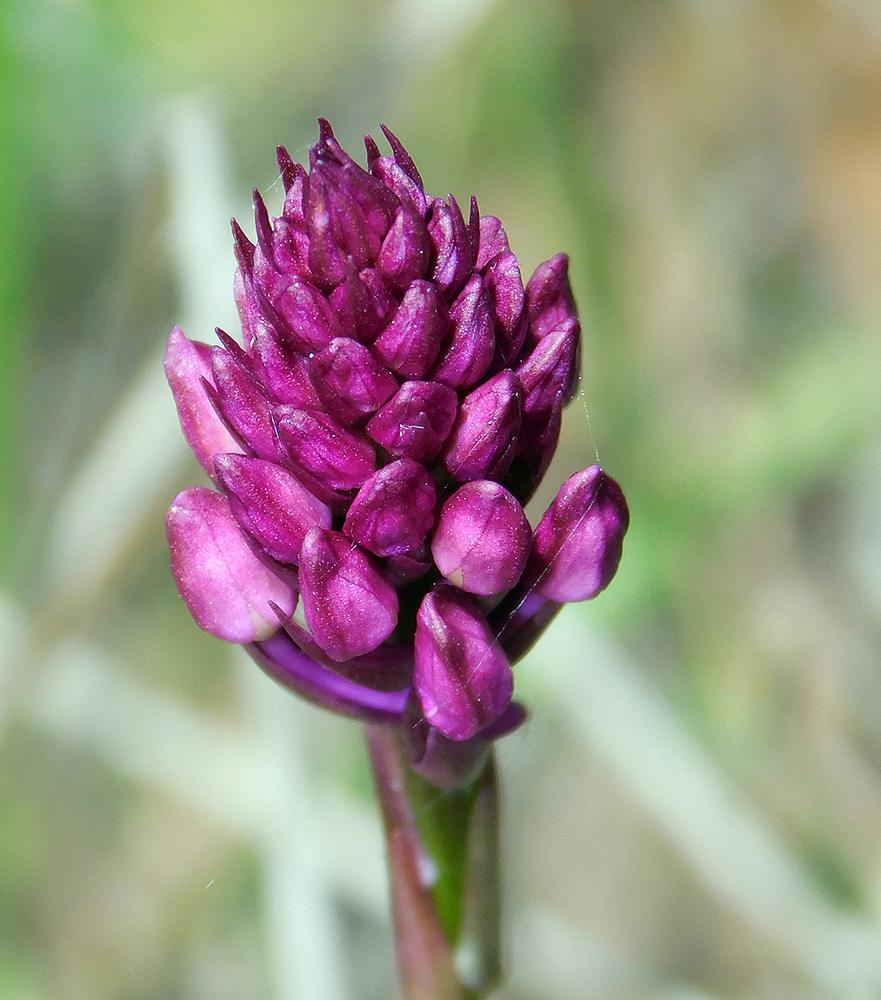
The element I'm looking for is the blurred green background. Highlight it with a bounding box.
[3,0,881,997]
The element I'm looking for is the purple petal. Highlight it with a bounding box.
[209,346,279,460]
[524,253,578,345]
[299,528,399,661]
[365,380,459,464]
[431,480,530,595]
[427,196,472,298]
[214,454,332,565]
[310,337,399,426]
[371,279,449,378]
[276,408,376,497]
[442,369,523,482]
[343,458,437,558]
[376,203,432,291]
[166,487,297,642]
[527,466,629,601]
[414,585,513,740]
[164,327,243,477]
[431,273,495,391]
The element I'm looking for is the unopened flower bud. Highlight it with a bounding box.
[414,585,513,740]
[344,459,436,558]
[528,466,629,601]
[166,487,297,642]
[431,481,530,595]
[214,454,332,565]
[299,527,399,661]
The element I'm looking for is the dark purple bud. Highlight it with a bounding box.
[166,487,297,642]
[474,214,509,271]
[276,408,376,498]
[414,585,513,740]
[298,528,399,661]
[483,246,526,363]
[305,167,379,286]
[343,458,436,558]
[365,126,428,216]
[376,203,432,291]
[270,217,314,281]
[365,380,459,464]
[431,481,530,595]
[276,145,304,198]
[431,273,495,391]
[214,454,332,565]
[328,264,397,343]
[310,337,398,426]
[268,279,340,354]
[403,693,526,788]
[165,327,244,477]
[427,196,472,297]
[442,369,522,482]
[525,253,578,345]
[516,316,580,401]
[527,466,629,602]
[371,279,449,378]
[246,310,322,408]
[210,346,279,460]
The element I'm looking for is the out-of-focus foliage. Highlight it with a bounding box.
[4,0,881,997]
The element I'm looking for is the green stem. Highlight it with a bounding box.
[365,724,501,1000]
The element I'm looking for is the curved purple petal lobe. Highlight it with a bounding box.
[214,454,331,565]
[431,273,495,391]
[371,279,449,378]
[528,466,630,601]
[524,252,578,345]
[310,337,398,426]
[165,487,297,642]
[210,347,279,460]
[442,369,522,482]
[365,380,459,464]
[414,585,513,740]
[299,528,399,661]
[276,408,376,493]
[431,481,530,595]
[165,327,243,476]
[343,459,436,557]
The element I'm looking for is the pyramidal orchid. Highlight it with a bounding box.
[164,120,628,998]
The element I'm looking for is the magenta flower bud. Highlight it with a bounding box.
[344,459,436,557]
[431,273,495,391]
[268,279,341,354]
[528,466,630,601]
[524,252,578,345]
[414,585,513,740]
[427,195,472,297]
[443,369,522,482]
[371,279,449,378]
[309,337,398,426]
[164,327,243,477]
[365,126,428,216]
[299,528,399,661]
[166,487,297,642]
[365,380,459,464]
[164,119,628,782]
[376,203,432,291]
[327,264,397,343]
[249,325,321,409]
[276,408,375,498]
[209,345,279,460]
[431,481,530,595]
[214,454,332,565]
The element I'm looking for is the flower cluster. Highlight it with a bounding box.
[165,120,628,786]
